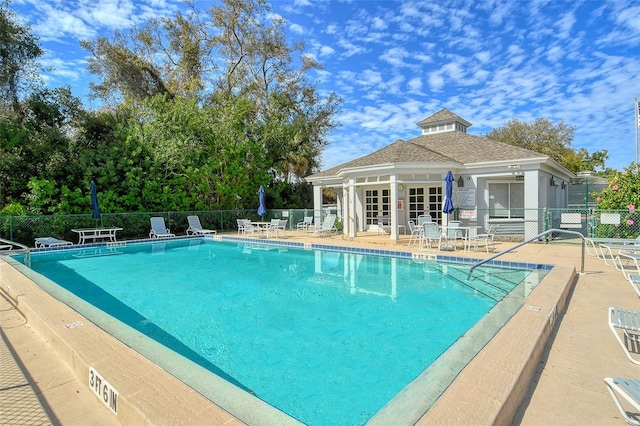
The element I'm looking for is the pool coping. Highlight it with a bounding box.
[0,237,572,425]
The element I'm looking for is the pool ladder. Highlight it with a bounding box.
[467,229,586,280]
[0,237,31,267]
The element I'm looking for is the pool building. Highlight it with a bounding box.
[306,109,575,241]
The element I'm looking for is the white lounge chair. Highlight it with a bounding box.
[297,216,314,231]
[608,307,640,365]
[629,275,640,299]
[585,236,640,260]
[310,214,337,236]
[615,252,640,279]
[34,237,73,248]
[604,377,640,425]
[186,215,217,235]
[149,217,175,238]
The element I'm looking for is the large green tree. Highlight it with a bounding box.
[485,118,608,173]
[81,0,340,181]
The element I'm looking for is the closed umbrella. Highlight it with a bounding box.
[90,180,101,225]
[443,171,455,214]
[257,185,266,219]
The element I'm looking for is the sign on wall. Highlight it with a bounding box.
[453,188,476,207]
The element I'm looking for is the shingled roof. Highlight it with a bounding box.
[417,108,471,128]
[309,127,546,179]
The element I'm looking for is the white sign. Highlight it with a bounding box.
[459,209,477,219]
[89,367,119,415]
[453,189,476,207]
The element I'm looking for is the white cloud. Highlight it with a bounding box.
[289,23,305,34]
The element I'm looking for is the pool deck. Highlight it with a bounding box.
[1,231,638,425]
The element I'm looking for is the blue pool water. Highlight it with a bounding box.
[18,239,544,425]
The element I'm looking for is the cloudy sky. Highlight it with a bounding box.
[11,0,640,171]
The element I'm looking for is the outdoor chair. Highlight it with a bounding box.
[310,214,337,236]
[608,307,640,365]
[417,214,433,225]
[604,377,640,425]
[149,217,175,239]
[471,224,498,253]
[407,220,422,247]
[445,221,466,250]
[266,219,286,239]
[420,222,446,251]
[34,237,73,248]
[629,275,640,299]
[186,215,217,235]
[615,252,640,280]
[297,216,314,231]
[377,215,391,235]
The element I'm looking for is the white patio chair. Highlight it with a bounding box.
[446,221,466,250]
[420,222,446,251]
[407,220,422,247]
[297,216,314,231]
[471,224,498,252]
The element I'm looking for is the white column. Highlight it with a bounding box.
[313,184,323,227]
[524,170,540,239]
[348,178,357,238]
[390,179,399,240]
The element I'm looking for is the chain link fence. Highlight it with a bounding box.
[0,209,322,247]
[1,207,637,248]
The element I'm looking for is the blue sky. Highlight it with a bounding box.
[11,0,640,172]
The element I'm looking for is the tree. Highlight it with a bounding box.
[484,118,608,173]
[82,0,340,181]
[0,0,44,117]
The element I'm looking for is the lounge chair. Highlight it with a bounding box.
[310,214,337,236]
[585,236,640,260]
[297,216,314,231]
[149,217,175,238]
[630,275,640,299]
[615,252,640,279]
[420,222,446,251]
[608,307,640,365]
[34,237,73,248]
[186,215,217,235]
[604,377,640,425]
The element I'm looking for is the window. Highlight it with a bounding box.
[408,188,425,221]
[489,182,524,218]
[365,189,390,225]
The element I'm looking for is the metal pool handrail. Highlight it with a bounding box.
[467,229,586,280]
[0,237,30,266]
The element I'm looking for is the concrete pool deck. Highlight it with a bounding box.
[0,231,638,425]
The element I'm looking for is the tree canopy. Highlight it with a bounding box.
[0,0,340,215]
[484,117,608,173]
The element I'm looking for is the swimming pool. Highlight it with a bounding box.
[13,238,550,425]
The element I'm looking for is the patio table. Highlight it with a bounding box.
[71,227,123,245]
